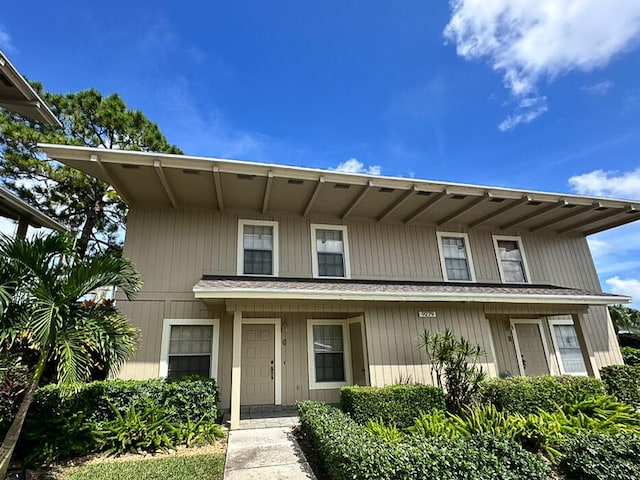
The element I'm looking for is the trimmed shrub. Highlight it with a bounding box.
[3,377,220,465]
[560,432,640,480]
[621,346,640,366]
[601,365,640,409]
[478,375,605,414]
[340,384,445,428]
[298,401,552,480]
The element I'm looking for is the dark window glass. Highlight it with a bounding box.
[167,325,213,379]
[243,224,273,275]
[313,324,345,382]
[442,236,471,280]
[316,229,345,277]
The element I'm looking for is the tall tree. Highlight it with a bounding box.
[0,85,182,256]
[609,304,640,330]
[0,232,141,477]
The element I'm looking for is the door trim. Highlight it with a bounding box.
[510,319,553,376]
[348,316,370,386]
[241,318,282,405]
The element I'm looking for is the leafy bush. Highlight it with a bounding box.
[419,329,486,413]
[621,346,640,366]
[601,365,640,409]
[365,418,404,443]
[20,413,100,465]
[561,395,640,433]
[560,432,640,480]
[99,399,178,454]
[478,375,606,414]
[175,416,225,448]
[1,377,221,464]
[340,384,445,428]
[298,401,552,480]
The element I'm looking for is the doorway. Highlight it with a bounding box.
[241,323,275,405]
[511,320,551,376]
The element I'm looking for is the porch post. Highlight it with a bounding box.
[230,310,243,429]
[571,312,599,378]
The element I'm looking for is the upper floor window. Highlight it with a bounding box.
[159,318,220,379]
[311,224,350,278]
[436,232,476,282]
[238,219,279,276]
[493,235,530,283]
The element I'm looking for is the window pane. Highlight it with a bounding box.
[169,325,213,354]
[168,355,210,378]
[316,229,345,277]
[553,325,586,374]
[498,240,527,282]
[313,324,346,383]
[168,325,213,379]
[243,225,273,275]
[442,237,470,280]
[314,352,345,382]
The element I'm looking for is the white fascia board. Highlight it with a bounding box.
[192,287,628,306]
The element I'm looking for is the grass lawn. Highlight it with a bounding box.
[60,449,225,480]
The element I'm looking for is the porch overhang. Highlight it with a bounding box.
[193,276,628,306]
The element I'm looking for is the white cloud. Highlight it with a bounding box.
[581,81,614,95]
[498,96,548,131]
[569,168,640,200]
[333,158,382,176]
[444,0,640,129]
[606,276,640,305]
[0,26,13,52]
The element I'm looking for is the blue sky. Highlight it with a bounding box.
[1,1,640,305]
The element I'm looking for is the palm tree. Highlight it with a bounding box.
[0,232,141,477]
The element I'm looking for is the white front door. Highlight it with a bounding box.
[512,321,551,376]
[241,324,275,405]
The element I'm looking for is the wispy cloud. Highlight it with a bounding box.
[444,0,640,130]
[569,168,640,200]
[606,276,640,306]
[0,26,13,52]
[581,81,614,95]
[333,158,382,175]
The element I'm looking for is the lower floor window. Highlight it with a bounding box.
[308,320,349,389]
[550,321,587,375]
[160,319,219,379]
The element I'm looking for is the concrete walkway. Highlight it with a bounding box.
[224,426,316,479]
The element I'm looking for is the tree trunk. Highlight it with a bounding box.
[77,196,102,258]
[0,353,47,479]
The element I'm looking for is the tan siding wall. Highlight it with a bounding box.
[119,207,621,393]
[124,208,605,292]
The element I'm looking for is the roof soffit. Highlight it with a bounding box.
[39,144,640,235]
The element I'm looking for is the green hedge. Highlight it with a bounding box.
[2,377,220,465]
[340,385,445,428]
[621,347,640,366]
[478,375,606,415]
[29,376,220,424]
[560,432,640,480]
[601,365,640,409]
[298,401,552,480]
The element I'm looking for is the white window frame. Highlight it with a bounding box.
[307,319,352,390]
[436,231,476,282]
[310,224,351,279]
[159,318,220,379]
[237,219,279,276]
[548,318,588,376]
[493,235,531,284]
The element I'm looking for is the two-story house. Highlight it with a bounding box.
[41,143,637,428]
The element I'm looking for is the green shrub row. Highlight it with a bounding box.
[2,377,221,465]
[560,432,640,480]
[601,365,640,409]
[621,346,640,366]
[478,375,606,414]
[340,384,445,428]
[297,401,552,480]
[29,376,220,425]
